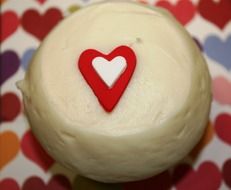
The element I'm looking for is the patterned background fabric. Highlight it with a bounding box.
[0,0,231,189]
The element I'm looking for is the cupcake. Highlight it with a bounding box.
[17,1,212,183]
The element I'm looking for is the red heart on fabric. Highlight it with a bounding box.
[0,179,20,190]
[173,162,222,190]
[0,11,19,43]
[214,113,231,146]
[0,92,21,123]
[198,0,231,29]
[78,46,136,112]
[22,175,71,190]
[156,0,196,25]
[21,130,54,171]
[21,8,63,41]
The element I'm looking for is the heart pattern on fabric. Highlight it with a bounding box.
[156,0,196,25]
[214,113,231,146]
[21,130,55,171]
[0,50,20,86]
[173,162,222,190]
[198,0,231,29]
[0,92,21,123]
[0,131,20,169]
[78,46,136,112]
[204,35,231,70]
[212,76,231,105]
[0,11,19,42]
[0,179,20,190]
[21,8,63,41]
[22,175,71,190]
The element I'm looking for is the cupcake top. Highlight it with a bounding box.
[19,1,201,135]
[18,1,211,182]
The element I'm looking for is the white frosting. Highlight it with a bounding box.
[18,1,211,183]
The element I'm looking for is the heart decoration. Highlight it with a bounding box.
[212,76,231,105]
[21,48,36,70]
[0,50,20,86]
[21,8,63,41]
[0,11,19,43]
[222,159,231,188]
[173,162,222,190]
[204,35,231,71]
[198,0,231,29]
[78,46,136,112]
[0,92,21,123]
[156,0,196,26]
[214,113,231,146]
[0,179,20,190]
[21,130,55,171]
[22,175,71,190]
[0,131,20,170]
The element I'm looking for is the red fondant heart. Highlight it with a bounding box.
[0,92,21,123]
[198,0,231,29]
[173,162,222,190]
[0,11,19,43]
[0,179,20,190]
[21,130,54,171]
[214,113,231,146]
[156,0,196,25]
[21,8,63,41]
[78,46,136,112]
[22,175,71,190]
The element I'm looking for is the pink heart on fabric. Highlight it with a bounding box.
[21,130,54,171]
[212,76,231,105]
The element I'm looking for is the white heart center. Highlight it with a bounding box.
[92,56,127,88]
